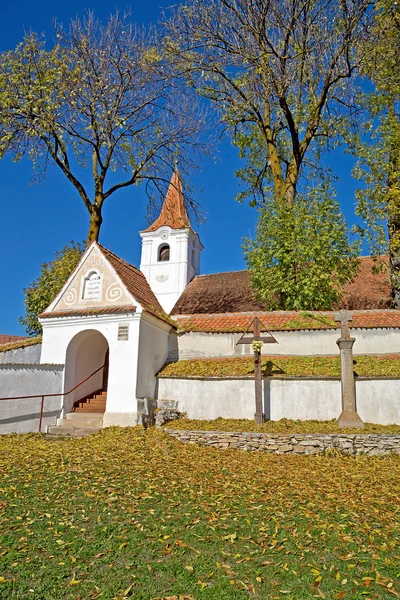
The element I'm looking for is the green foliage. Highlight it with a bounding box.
[351,0,400,304]
[158,354,400,379]
[165,418,400,435]
[0,13,205,242]
[243,186,360,310]
[20,242,84,336]
[167,0,370,207]
[0,428,399,598]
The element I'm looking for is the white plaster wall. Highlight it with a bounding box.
[140,227,203,313]
[136,314,171,399]
[157,377,400,424]
[0,344,42,365]
[176,329,400,359]
[0,364,63,434]
[268,379,341,420]
[357,380,400,425]
[40,312,141,425]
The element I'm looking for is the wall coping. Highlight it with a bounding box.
[0,363,64,370]
[158,375,400,381]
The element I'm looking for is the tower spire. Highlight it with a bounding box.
[144,170,190,232]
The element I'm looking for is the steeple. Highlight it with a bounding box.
[139,170,203,313]
[144,170,190,232]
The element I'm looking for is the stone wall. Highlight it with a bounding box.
[165,429,400,456]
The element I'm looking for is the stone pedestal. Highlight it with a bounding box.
[336,338,364,429]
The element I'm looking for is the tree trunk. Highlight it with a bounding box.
[388,103,400,308]
[87,204,103,244]
[389,204,400,308]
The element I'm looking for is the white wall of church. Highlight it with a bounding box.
[136,314,172,399]
[0,364,64,434]
[175,328,400,359]
[40,312,141,426]
[157,376,400,424]
[140,226,203,313]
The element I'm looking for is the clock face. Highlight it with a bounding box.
[160,231,169,241]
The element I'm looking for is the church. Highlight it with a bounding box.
[1,170,400,433]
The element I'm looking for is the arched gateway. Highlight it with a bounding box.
[38,241,174,428]
[64,330,109,415]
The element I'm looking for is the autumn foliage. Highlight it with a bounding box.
[0,428,399,599]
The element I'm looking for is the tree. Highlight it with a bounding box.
[352,0,400,306]
[166,0,371,206]
[244,184,360,310]
[0,12,206,243]
[20,242,85,336]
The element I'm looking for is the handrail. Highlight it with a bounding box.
[0,363,105,432]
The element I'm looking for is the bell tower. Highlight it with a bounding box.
[139,170,203,313]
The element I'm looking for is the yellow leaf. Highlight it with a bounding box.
[119,541,128,550]
[185,565,193,572]
[0,577,7,583]
[256,576,262,583]
[70,579,80,585]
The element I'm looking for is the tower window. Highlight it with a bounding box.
[191,249,196,268]
[158,244,170,262]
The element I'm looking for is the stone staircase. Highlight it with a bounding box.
[47,391,107,437]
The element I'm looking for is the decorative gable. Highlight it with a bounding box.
[48,244,134,313]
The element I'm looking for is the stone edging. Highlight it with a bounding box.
[164,429,400,456]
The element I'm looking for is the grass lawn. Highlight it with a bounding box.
[0,427,399,600]
[163,418,400,435]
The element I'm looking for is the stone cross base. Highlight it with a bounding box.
[337,409,365,429]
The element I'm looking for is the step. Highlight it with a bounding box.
[65,412,104,423]
[74,407,105,414]
[56,418,103,429]
[47,426,100,438]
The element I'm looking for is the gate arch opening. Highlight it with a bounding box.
[64,330,109,413]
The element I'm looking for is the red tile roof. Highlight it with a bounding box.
[0,334,29,347]
[39,306,137,319]
[171,257,392,315]
[98,245,174,326]
[175,310,400,333]
[142,170,190,232]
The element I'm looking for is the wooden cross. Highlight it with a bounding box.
[237,317,278,423]
[334,309,353,339]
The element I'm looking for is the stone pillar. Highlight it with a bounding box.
[336,338,364,428]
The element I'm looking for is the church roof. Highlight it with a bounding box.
[98,244,175,325]
[143,170,190,232]
[174,310,400,333]
[171,257,392,316]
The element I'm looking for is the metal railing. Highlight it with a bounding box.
[0,364,105,433]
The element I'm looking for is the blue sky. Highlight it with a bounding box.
[0,0,361,335]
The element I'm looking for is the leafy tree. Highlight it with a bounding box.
[20,242,85,336]
[166,0,371,206]
[352,0,400,306]
[244,185,360,310]
[0,12,206,243]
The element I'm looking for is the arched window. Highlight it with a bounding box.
[158,244,170,262]
[191,249,196,269]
